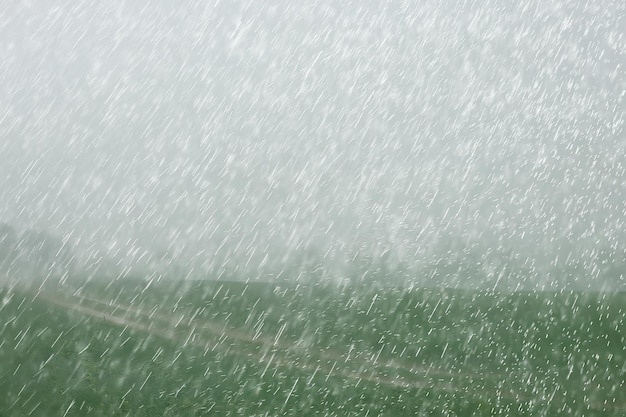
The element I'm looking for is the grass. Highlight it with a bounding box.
[1,277,624,416]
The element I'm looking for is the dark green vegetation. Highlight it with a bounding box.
[1,278,624,416]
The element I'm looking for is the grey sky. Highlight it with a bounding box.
[0,0,624,285]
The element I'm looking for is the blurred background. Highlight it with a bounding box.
[0,0,624,290]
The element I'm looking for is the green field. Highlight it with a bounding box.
[1,278,624,416]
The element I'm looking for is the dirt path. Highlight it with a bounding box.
[71,291,495,381]
[9,283,624,412]
[27,286,537,403]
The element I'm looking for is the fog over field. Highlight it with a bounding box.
[0,0,624,289]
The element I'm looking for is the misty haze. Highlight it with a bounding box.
[0,0,624,416]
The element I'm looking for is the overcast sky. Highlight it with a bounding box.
[0,0,624,285]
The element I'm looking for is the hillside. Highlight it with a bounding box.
[1,278,624,416]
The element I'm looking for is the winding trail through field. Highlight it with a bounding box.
[26,286,530,401]
[71,291,499,381]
